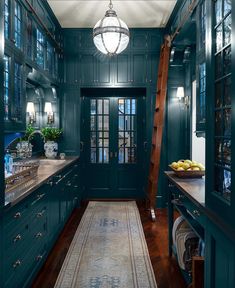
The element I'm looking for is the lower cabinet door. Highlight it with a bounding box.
[205,219,235,288]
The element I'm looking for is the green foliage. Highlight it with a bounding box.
[22,125,36,141]
[41,127,63,142]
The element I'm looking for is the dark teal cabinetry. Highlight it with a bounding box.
[166,172,235,287]
[3,185,49,288]
[3,0,61,133]
[2,160,80,288]
[206,0,234,227]
[205,218,235,288]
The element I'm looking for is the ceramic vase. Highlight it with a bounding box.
[16,141,33,158]
[44,141,58,159]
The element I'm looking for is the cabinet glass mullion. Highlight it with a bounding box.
[213,0,232,202]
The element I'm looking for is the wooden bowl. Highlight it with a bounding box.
[169,165,205,178]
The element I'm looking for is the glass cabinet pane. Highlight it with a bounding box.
[4,0,10,39]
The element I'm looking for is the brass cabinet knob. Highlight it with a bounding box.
[193,210,200,217]
[36,255,43,261]
[13,260,21,268]
[14,212,21,218]
[13,234,22,242]
[35,232,43,238]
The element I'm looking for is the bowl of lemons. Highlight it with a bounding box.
[169,159,205,178]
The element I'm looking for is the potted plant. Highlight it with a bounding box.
[41,127,63,159]
[16,125,35,158]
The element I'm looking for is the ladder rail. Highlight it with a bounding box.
[146,36,171,221]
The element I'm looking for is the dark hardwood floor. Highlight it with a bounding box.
[32,201,187,288]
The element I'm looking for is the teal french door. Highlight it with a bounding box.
[82,96,145,199]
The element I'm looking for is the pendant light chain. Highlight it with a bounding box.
[109,0,113,10]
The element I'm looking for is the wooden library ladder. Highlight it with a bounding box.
[146,35,171,221]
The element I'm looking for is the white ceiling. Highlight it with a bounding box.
[47,0,177,28]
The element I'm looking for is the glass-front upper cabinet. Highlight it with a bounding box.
[3,56,25,132]
[206,0,234,227]
[196,0,206,134]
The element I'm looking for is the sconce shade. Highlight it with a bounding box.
[176,87,185,99]
[26,102,35,114]
[44,102,53,114]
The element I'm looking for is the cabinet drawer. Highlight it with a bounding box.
[4,223,30,255]
[181,197,205,227]
[4,202,30,230]
[28,190,47,210]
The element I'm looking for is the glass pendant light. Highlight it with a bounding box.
[93,0,130,55]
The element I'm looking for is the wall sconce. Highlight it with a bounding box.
[26,102,36,124]
[176,87,189,107]
[44,102,54,124]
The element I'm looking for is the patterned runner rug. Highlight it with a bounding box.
[55,201,157,288]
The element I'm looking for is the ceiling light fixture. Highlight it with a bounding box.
[93,0,130,56]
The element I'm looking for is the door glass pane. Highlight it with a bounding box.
[118,98,137,163]
[91,99,96,114]
[90,116,96,131]
[104,116,109,130]
[90,98,109,164]
[97,99,103,114]
[104,99,109,114]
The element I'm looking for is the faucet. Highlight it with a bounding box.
[28,130,46,143]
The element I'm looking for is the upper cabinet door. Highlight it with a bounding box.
[196,0,206,134]
[206,0,234,228]
[96,56,112,85]
[80,54,96,85]
[131,53,147,86]
[4,55,26,132]
[116,54,131,85]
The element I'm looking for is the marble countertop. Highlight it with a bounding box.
[5,156,79,208]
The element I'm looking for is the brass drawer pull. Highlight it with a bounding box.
[37,210,45,218]
[13,260,21,268]
[193,210,200,217]
[13,234,22,242]
[37,193,45,200]
[35,232,43,238]
[14,212,21,218]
